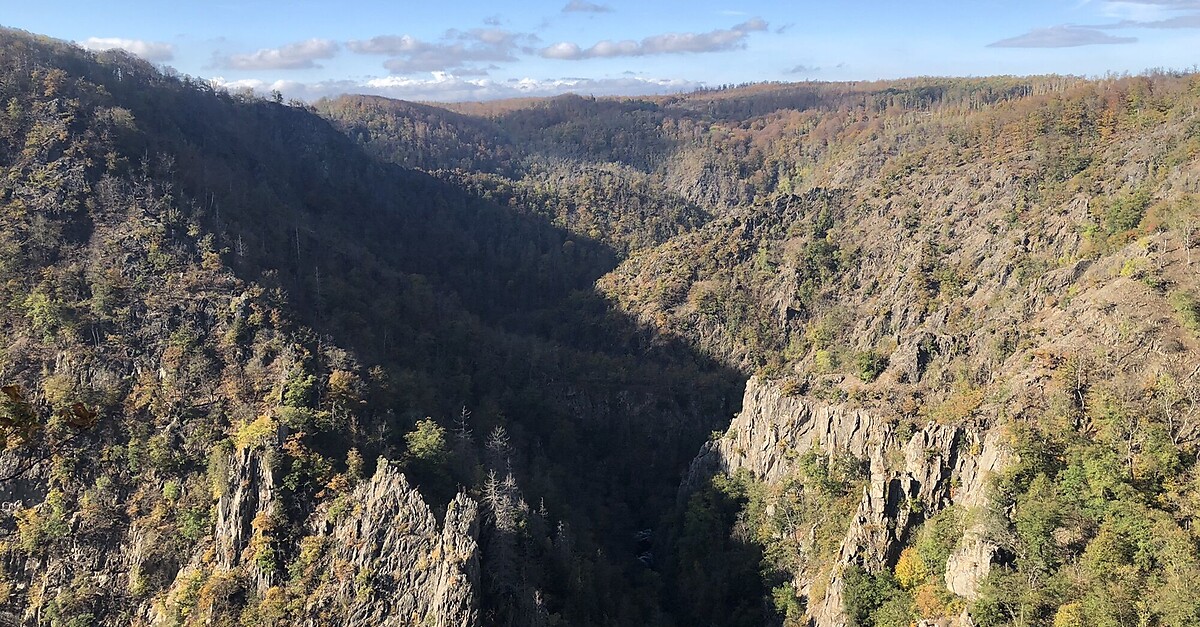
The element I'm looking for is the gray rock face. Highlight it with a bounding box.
[944,529,998,600]
[943,430,1011,600]
[303,460,480,627]
[152,452,480,627]
[686,377,889,488]
[690,376,1013,627]
[214,444,278,589]
[812,422,965,626]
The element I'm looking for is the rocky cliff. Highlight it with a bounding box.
[688,376,1013,627]
[143,451,480,627]
[300,459,480,627]
[4,30,1200,627]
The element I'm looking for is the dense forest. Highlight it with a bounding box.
[2,26,1200,627]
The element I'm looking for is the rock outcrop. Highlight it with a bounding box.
[214,443,278,588]
[943,429,1011,601]
[686,377,890,487]
[151,452,480,627]
[688,376,1013,627]
[303,459,480,627]
[943,530,998,600]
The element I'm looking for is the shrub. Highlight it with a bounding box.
[208,440,233,499]
[1103,188,1150,235]
[1170,290,1200,333]
[894,548,929,590]
[807,315,841,350]
[22,290,65,340]
[147,434,179,471]
[843,566,911,627]
[16,490,70,554]
[771,584,804,623]
[179,506,210,542]
[236,415,277,449]
[282,368,317,408]
[1053,602,1086,627]
[915,506,966,575]
[814,349,837,373]
[854,350,889,382]
[346,448,364,484]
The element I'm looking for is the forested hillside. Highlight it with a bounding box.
[326,72,1200,627]
[0,29,740,626]
[2,26,1200,627]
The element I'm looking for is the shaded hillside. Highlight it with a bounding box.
[315,94,519,174]
[315,94,712,257]
[0,29,742,627]
[4,24,1200,627]
[329,70,1200,626]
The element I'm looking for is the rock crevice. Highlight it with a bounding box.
[690,377,1013,627]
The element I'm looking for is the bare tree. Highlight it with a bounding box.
[486,425,512,471]
[454,406,473,445]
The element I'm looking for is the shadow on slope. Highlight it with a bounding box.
[59,38,748,625]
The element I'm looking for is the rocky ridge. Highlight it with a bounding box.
[148,450,480,627]
[303,460,480,627]
[688,376,1013,627]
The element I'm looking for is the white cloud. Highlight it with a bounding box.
[78,37,175,62]
[542,42,585,59]
[994,1,1199,51]
[1100,0,1198,21]
[541,18,767,59]
[209,73,701,103]
[988,25,1137,47]
[218,39,339,70]
[346,35,423,55]
[563,0,612,13]
[348,29,534,74]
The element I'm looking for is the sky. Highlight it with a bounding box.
[2,0,1199,102]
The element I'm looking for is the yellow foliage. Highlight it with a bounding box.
[327,369,361,403]
[923,382,985,424]
[894,547,929,590]
[325,472,350,494]
[40,374,75,409]
[251,509,278,534]
[246,510,280,571]
[235,414,276,449]
[809,572,829,609]
[196,568,241,620]
[244,586,289,626]
[125,371,158,414]
[1053,602,1086,627]
[201,250,223,271]
[913,584,946,620]
[814,349,836,373]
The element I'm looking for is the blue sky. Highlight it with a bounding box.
[3,0,1199,101]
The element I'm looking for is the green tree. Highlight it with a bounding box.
[843,566,912,627]
[405,419,448,466]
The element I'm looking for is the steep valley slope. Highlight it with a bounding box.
[2,28,1200,627]
[0,30,740,627]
